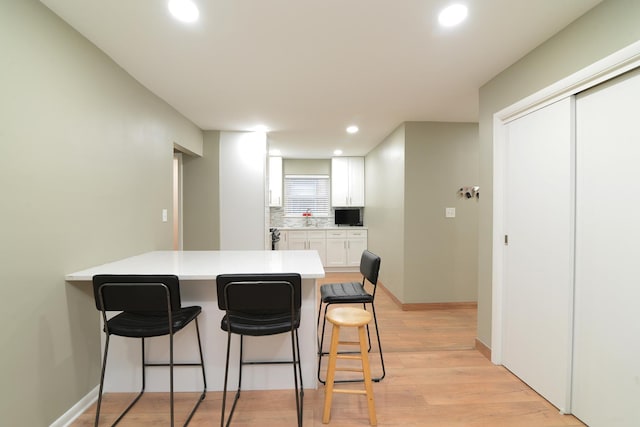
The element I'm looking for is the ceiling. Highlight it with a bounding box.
[40,0,601,158]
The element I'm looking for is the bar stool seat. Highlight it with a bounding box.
[322,307,377,426]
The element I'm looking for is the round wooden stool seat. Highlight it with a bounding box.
[326,306,373,327]
[322,307,377,425]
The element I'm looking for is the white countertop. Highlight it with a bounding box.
[65,250,325,281]
[275,226,367,230]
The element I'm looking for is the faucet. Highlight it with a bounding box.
[304,209,312,226]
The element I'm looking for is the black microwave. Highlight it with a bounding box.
[334,209,361,226]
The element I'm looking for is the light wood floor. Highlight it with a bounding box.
[71,273,585,426]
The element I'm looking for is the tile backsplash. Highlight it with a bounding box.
[270,207,363,228]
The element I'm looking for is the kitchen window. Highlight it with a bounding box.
[284,175,330,216]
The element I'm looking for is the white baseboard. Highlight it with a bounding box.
[50,386,98,427]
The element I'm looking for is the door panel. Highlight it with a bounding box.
[503,97,574,412]
[573,68,640,427]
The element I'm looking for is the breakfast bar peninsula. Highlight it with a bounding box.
[65,250,325,392]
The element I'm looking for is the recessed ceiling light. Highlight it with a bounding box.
[168,0,199,23]
[438,4,468,27]
[334,149,343,156]
[346,125,359,134]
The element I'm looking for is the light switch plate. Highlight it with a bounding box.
[162,209,168,222]
[445,207,456,218]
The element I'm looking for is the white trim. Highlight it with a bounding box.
[497,39,640,124]
[492,39,640,365]
[49,386,98,427]
[490,114,506,365]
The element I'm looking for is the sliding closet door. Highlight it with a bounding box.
[573,68,640,426]
[502,97,574,412]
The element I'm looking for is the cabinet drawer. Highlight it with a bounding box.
[307,230,326,239]
[288,230,307,239]
[347,230,367,238]
[326,230,347,239]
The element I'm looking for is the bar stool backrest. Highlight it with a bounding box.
[360,250,381,286]
[93,274,181,313]
[216,273,302,315]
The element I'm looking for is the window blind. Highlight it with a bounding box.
[284,175,330,216]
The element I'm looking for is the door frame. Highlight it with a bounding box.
[491,40,640,366]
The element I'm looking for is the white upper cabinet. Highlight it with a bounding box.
[331,157,364,207]
[268,156,283,207]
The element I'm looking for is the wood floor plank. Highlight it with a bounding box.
[69,272,584,426]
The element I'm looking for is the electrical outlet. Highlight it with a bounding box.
[445,207,456,218]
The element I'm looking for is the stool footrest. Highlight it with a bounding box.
[336,367,364,373]
[338,340,360,346]
[333,389,367,396]
[336,355,362,361]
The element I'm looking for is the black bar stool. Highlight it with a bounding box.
[216,273,303,427]
[92,274,207,427]
[317,250,385,383]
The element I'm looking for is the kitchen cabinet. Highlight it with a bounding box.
[287,230,326,265]
[331,157,364,207]
[275,229,288,250]
[325,230,347,266]
[325,229,367,267]
[268,156,283,207]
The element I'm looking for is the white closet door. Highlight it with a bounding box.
[573,68,640,427]
[502,97,574,412]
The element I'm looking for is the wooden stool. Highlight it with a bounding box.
[322,307,377,425]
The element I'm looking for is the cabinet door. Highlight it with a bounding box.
[288,238,307,251]
[277,230,288,250]
[346,237,367,266]
[268,156,283,207]
[347,157,365,206]
[308,237,326,266]
[331,157,350,206]
[288,231,307,251]
[326,238,347,267]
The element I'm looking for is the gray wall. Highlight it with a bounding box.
[477,0,640,347]
[365,122,478,304]
[366,124,406,299]
[404,122,478,303]
[0,1,203,425]
[183,131,221,249]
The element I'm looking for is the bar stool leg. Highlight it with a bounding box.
[358,324,377,426]
[322,323,341,423]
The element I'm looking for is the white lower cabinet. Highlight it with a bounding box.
[326,229,367,268]
[287,230,327,266]
[325,230,348,267]
[346,230,367,266]
[276,228,367,268]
